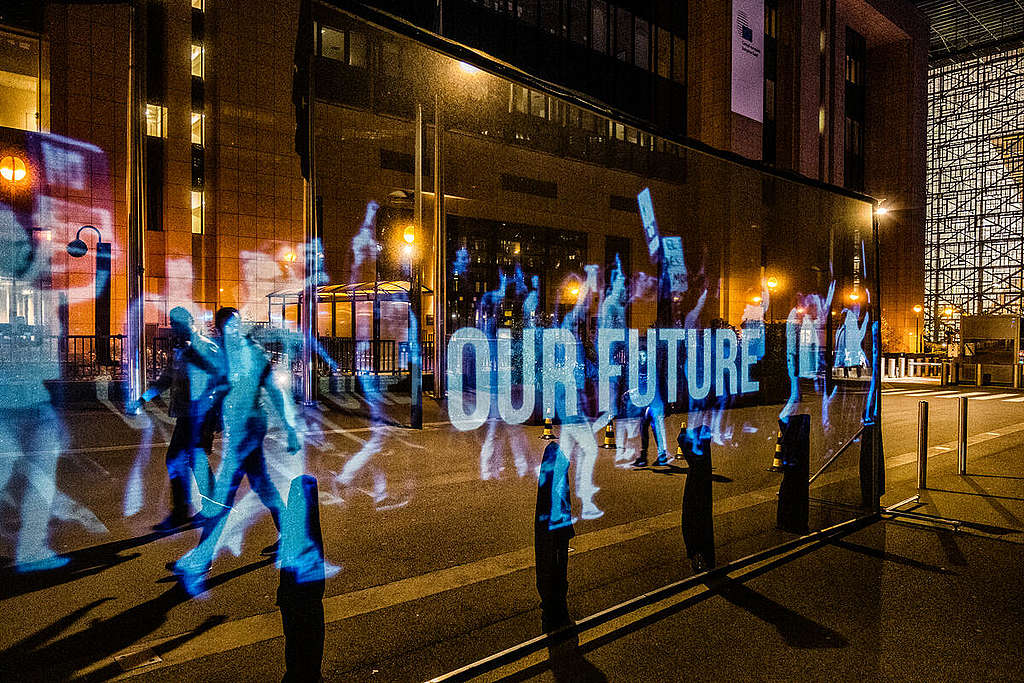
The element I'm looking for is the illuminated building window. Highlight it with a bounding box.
[319,26,367,68]
[191,190,204,234]
[321,26,344,62]
[191,43,204,78]
[192,0,204,8]
[191,112,204,145]
[0,30,41,131]
[145,103,166,137]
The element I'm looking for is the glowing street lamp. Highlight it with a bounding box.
[403,224,416,244]
[0,155,27,183]
[766,275,779,291]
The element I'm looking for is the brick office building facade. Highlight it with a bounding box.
[0,0,925,351]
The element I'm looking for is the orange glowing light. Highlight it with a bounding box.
[403,225,416,244]
[0,155,27,183]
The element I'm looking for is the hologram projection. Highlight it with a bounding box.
[0,7,880,678]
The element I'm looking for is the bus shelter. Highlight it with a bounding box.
[267,280,433,375]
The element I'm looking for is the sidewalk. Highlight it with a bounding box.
[435,426,1024,681]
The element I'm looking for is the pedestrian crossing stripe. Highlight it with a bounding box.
[1004,396,1024,402]
[903,390,956,397]
[968,393,1019,401]
[881,389,921,395]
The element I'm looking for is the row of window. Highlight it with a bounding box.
[191,0,207,234]
[468,0,685,83]
[507,83,679,152]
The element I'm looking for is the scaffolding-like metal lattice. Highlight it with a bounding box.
[926,48,1024,344]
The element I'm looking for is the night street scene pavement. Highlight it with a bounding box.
[1,0,1023,681]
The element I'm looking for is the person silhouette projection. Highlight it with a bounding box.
[138,306,223,531]
[171,307,300,595]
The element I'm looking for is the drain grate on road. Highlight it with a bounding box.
[114,647,162,672]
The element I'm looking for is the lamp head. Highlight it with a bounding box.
[67,238,88,258]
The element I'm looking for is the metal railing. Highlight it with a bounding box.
[2,332,436,382]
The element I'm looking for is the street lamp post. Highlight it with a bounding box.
[67,225,113,366]
[765,275,779,322]
[913,304,923,354]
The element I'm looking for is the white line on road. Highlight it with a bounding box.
[1005,396,1024,403]
[968,393,1019,401]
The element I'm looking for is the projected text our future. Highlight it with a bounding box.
[446,326,764,430]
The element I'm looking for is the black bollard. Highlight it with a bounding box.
[859,422,885,508]
[776,414,810,534]
[534,441,576,633]
[679,427,715,573]
[277,475,326,683]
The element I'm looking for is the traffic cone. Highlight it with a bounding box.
[600,422,616,449]
[540,418,557,440]
[768,427,785,472]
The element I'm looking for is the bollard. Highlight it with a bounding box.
[957,396,968,475]
[540,417,557,440]
[917,401,928,490]
[976,363,983,387]
[1015,363,1021,390]
[776,414,810,534]
[600,421,616,449]
[899,356,907,378]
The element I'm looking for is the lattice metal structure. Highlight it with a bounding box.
[925,48,1024,344]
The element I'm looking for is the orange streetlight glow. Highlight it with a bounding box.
[403,225,416,244]
[0,155,27,183]
[766,275,779,290]
[283,252,297,263]
[913,304,923,314]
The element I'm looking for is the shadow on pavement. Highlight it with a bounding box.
[824,537,957,574]
[708,578,848,649]
[0,557,272,681]
[0,526,199,600]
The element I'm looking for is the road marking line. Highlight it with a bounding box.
[1004,396,1024,402]
[882,389,920,395]
[969,393,1018,401]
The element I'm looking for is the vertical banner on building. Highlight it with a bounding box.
[731,0,764,123]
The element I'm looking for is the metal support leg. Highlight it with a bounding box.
[957,396,968,475]
[917,401,928,490]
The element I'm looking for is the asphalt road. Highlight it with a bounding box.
[0,380,1020,681]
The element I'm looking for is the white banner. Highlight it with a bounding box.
[731,0,764,123]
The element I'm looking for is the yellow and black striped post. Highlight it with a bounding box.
[540,418,557,440]
[600,422,616,449]
[768,427,785,472]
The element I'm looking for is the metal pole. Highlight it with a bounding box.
[432,93,446,399]
[410,103,423,429]
[125,0,147,408]
[917,400,928,489]
[957,396,968,475]
[300,23,318,406]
